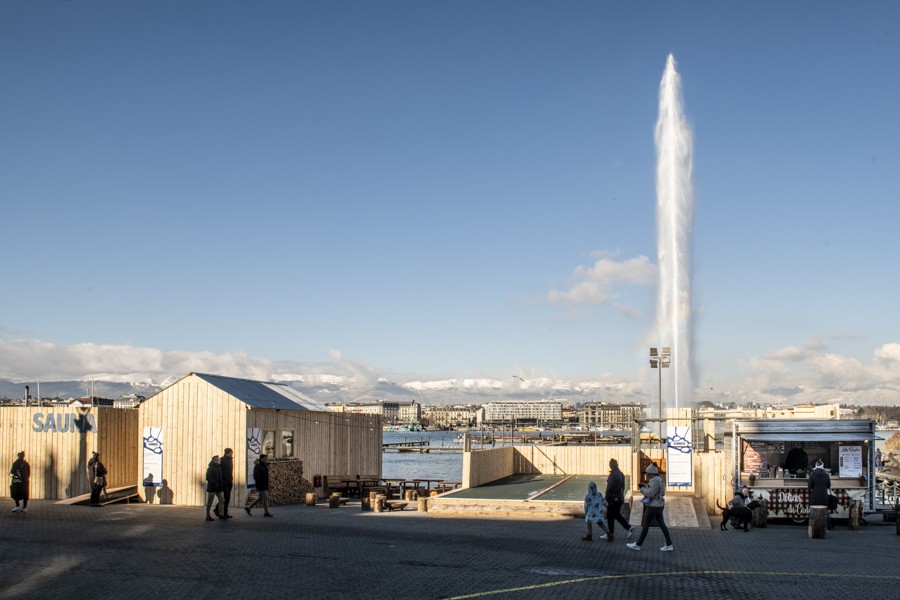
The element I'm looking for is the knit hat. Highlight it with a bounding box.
[645,464,659,475]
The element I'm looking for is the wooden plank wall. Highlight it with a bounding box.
[137,375,249,507]
[694,451,733,515]
[513,445,635,478]
[0,406,138,500]
[463,446,515,488]
[137,374,382,507]
[248,410,381,487]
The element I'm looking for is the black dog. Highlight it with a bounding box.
[717,501,752,532]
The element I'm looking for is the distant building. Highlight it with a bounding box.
[328,400,421,425]
[578,402,644,430]
[114,394,146,409]
[424,405,477,429]
[481,400,563,425]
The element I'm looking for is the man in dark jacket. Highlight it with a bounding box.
[87,452,107,507]
[604,458,633,542]
[808,459,832,529]
[245,454,272,517]
[10,451,30,512]
[205,455,225,522]
[216,448,234,519]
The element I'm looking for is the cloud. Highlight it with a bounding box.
[548,254,655,305]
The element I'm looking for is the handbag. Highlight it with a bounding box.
[827,493,839,510]
[93,476,104,487]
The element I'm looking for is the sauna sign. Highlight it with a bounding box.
[32,412,97,433]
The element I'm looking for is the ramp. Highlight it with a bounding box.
[628,493,711,529]
[55,485,141,506]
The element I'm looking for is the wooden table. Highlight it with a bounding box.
[342,478,382,498]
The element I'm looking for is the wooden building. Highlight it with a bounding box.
[0,406,138,500]
[137,372,382,507]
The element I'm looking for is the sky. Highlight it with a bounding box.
[2,1,899,407]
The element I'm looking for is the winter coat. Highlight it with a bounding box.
[253,461,269,492]
[88,456,107,489]
[640,474,666,508]
[605,466,626,504]
[808,467,831,506]
[206,461,223,493]
[9,458,30,500]
[220,455,234,487]
[583,482,608,523]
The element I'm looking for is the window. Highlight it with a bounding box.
[281,430,294,458]
[263,430,276,457]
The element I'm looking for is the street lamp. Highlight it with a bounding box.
[649,347,671,445]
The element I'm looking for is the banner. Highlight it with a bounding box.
[142,427,164,487]
[246,427,261,488]
[666,425,692,487]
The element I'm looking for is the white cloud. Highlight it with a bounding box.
[548,254,656,305]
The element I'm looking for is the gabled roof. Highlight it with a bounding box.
[191,373,331,412]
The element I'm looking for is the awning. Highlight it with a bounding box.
[741,432,882,442]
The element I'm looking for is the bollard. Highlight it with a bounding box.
[328,493,341,508]
[417,497,428,512]
[849,500,862,530]
[373,494,386,513]
[808,506,828,538]
[305,492,317,507]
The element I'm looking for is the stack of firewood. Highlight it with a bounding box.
[267,458,315,506]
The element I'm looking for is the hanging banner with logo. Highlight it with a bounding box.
[142,427,164,487]
[246,427,261,488]
[666,425,692,487]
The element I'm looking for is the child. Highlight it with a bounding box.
[582,481,612,541]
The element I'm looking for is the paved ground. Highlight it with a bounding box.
[0,500,897,599]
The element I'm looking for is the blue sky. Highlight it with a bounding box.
[2,1,899,406]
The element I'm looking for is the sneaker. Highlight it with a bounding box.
[660,545,674,552]
[206,516,215,522]
[597,534,607,540]
[21,508,26,513]
[626,528,634,540]
[11,507,21,512]
[581,534,592,541]
[264,512,273,517]
[245,507,252,516]
[626,542,640,551]
[606,533,614,543]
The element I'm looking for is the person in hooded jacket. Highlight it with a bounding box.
[245,454,272,517]
[581,481,611,541]
[626,463,674,552]
[10,451,30,512]
[205,455,225,522]
[808,459,833,530]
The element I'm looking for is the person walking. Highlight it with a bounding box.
[245,454,272,517]
[10,451,30,513]
[216,448,234,519]
[627,463,674,552]
[603,458,633,541]
[205,455,225,522]
[875,448,883,471]
[581,481,611,541]
[808,459,832,530]
[87,452,107,507]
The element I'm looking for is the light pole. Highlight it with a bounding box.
[649,347,671,445]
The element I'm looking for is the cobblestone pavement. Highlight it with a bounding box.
[0,500,897,599]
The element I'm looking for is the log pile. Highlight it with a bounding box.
[267,458,315,506]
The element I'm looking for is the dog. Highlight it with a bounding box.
[717,500,752,532]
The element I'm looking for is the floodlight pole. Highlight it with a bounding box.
[649,347,671,447]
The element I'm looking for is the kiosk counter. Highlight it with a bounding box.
[733,419,880,522]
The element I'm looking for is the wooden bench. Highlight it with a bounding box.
[324,476,354,496]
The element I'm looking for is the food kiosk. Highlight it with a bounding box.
[733,419,880,522]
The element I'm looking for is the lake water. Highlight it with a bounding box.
[382,431,463,481]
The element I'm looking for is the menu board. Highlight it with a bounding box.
[743,441,766,474]
[839,446,863,477]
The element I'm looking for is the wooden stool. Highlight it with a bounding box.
[373,494,386,513]
[305,492,317,507]
[849,499,863,530]
[751,499,768,528]
[404,489,418,501]
[808,505,828,538]
[417,497,428,512]
[328,492,342,508]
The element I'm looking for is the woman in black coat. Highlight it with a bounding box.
[87,452,108,507]
[205,456,224,521]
